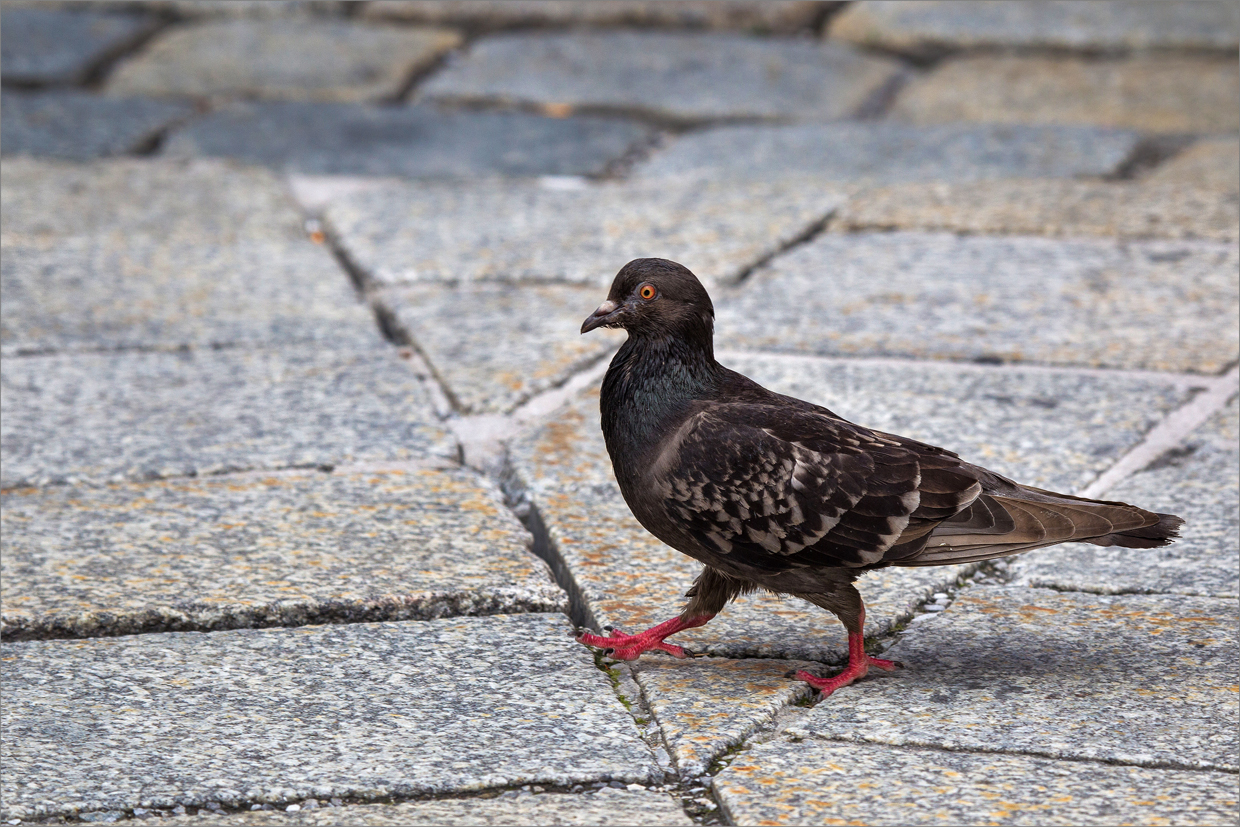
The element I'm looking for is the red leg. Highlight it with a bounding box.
[795,606,902,698]
[577,614,715,661]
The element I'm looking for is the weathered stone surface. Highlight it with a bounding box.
[0,344,456,488]
[152,1,345,17]
[153,788,693,826]
[1,236,374,354]
[722,232,1240,373]
[1,466,563,640]
[0,7,157,85]
[1012,396,1239,599]
[107,20,461,102]
[419,32,901,124]
[326,177,843,288]
[796,587,1237,771]
[635,122,1138,182]
[830,0,1240,57]
[891,55,1240,134]
[508,356,1188,661]
[0,91,193,161]
[375,282,624,414]
[0,615,657,821]
[164,102,651,178]
[833,178,1239,241]
[364,0,825,33]
[633,657,814,777]
[716,739,1240,826]
[1146,136,1240,190]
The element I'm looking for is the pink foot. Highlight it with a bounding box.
[795,630,903,699]
[577,614,714,661]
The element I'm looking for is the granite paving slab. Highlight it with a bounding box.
[1,466,564,640]
[829,0,1240,57]
[150,788,693,826]
[721,232,1240,373]
[1146,136,1240,190]
[106,20,461,102]
[148,1,346,17]
[419,32,901,124]
[0,344,457,488]
[363,0,824,33]
[0,157,306,246]
[715,739,1240,826]
[0,90,194,161]
[375,282,625,414]
[832,178,1239,241]
[0,7,158,86]
[634,122,1138,182]
[891,55,1240,134]
[632,657,815,777]
[1012,396,1239,599]
[0,615,658,821]
[163,102,652,178]
[1,236,376,355]
[509,356,1189,661]
[326,177,844,288]
[794,587,1238,771]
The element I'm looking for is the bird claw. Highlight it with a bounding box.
[793,652,902,698]
[577,628,689,661]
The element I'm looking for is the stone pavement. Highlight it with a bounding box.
[1,2,1236,825]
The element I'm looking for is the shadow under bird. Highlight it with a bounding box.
[577,258,1183,699]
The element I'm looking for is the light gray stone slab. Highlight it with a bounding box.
[0,344,457,488]
[420,32,901,124]
[375,282,624,414]
[716,739,1240,826]
[635,122,1138,182]
[106,20,461,102]
[0,7,157,85]
[1,466,564,640]
[150,788,693,826]
[0,91,194,161]
[508,356,1189,662]
[0,615,658,821]
[1,236,376,354]
[326,177,845,288]
[830,0,1240,57]
[1012,396,1239,598]
[721,232,1240,373]
[890,55,1240,134]
[164,102,652,178]
[796,587,1237,771]
[1146,136,1240,190]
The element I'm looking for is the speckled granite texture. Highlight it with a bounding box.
[0,91,194,161]
[0,6,159,85]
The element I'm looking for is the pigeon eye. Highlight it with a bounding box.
[638,284,657,300]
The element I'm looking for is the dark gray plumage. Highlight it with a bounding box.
[577,258,1183,698]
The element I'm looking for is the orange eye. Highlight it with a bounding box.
[639,284,657,300]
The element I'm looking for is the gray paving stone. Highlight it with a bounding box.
[1146,136,1240,190]
[375,282,625,414]
[1012,396,1239,599]
[634,122,1138,182]
[325,177,845,288]
[419,32,901,124]
[0,344,457,488]
[1,466,564,640]
[716,739,1240,826]
[891,55,1240,134]
[508,356,1188,662]
[721,232,1239,373]
[830,0,1240,57]
[148,1,346,18]
[0,91,194,161]
[152,788,693,826]
[163,102,652,178]
[106,20,461,102]
[363,0,824,33]
[794,587,1237,771]
[0,615,658,821]
[0,7,157,86]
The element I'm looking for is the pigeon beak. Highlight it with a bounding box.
[581,300,621,334]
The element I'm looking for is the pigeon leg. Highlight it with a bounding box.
[577,614,715,661]
[794,605,901,698]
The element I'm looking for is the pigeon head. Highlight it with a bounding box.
[581,258,715,342]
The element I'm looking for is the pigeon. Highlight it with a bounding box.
[576,258,1183,698]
